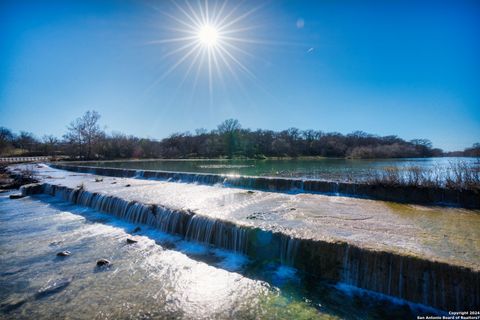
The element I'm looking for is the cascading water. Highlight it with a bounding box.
[185,215,248,253]
[50,163,480,208]
[20,182,480,311]
[280,235,300,266]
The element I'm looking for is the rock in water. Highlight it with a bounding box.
[56,251,71,257]
[125,184,131,187]
[9,194,25,199]
[132,227,141,233]
[0,298,27,313]
[34,278,72,300]
[96,259,111,267]
[126,238,138,244]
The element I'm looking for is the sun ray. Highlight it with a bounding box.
[205,0,210,25]
[216,44,256,79]
[146,42,202,93]
[207,48,213,96]
[220,35,303,46]
[160,41,197,60]
[146,35,198,45]
[147,0,266,96]
[159,9,197,31]
[221,40,255,59]
[212,0,228,26]
[184,1,204,27]
[172,1,202,29]
[214,0,244,29]
[217,5,263,32]
[180,47,204,86]
[218,25,260,35]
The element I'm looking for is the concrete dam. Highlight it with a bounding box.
[16,164,480,312]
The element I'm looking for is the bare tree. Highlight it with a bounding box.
[0,127,15,155]
[217,119,241,134]
[42,135,60,157]
[64,111,104,159]
[217,119,241,157]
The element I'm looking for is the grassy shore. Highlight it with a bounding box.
[364,161,480,191]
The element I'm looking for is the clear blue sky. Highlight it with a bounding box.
[1,0,479,151]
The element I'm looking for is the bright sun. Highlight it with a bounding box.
[148,0,262,94]
[198,25,218,47]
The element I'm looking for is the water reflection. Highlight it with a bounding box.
[84,157,478,181]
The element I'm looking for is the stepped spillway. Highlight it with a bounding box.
[15,164,480,311]
[51,163,480,208]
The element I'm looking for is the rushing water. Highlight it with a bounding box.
[0,192,441,319]
[80,157,478,181]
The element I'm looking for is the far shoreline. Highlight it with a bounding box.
[60,155,478,163]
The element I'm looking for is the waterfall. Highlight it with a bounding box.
[185,215,248,253]
[338,244,480,311]
[20,182,480,311]
[280,235,300,266]
[134,170,144,179]
[49,163,480,208]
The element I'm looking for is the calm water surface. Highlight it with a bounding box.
[83,157,478,181]
[0,193,438,319]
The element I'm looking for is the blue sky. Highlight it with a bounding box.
[1,0,479,151]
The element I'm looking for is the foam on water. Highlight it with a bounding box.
[0,192,449,319]
[334,283,447,317]
[213,248,249,271]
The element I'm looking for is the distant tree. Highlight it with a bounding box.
[4,114,445,160]
[195,128,208,136]
[64,111,104,159]
[464,143,480,157]
[217,119,241,134]
[217,119,241,157]
[42,135,60,156]
[0,127,15,155]
[12,131,41,155]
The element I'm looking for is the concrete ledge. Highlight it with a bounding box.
[51,163,480,208]
[21,182,480,311]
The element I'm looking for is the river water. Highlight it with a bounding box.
[81,157,478,181]
[0,192,440,319]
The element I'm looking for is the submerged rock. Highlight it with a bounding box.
[34,278,72,300]
[0,267,28,277]
[126,238,138,244]
[96,258,111,267]
[132,227,141,233]
[0,298,27,313]
[9,194,25,199]
[56,251,71,257]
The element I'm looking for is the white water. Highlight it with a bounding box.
[0,192,439,319]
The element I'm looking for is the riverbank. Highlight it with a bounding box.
[12,163,480,311]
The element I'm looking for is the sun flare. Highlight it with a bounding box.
[148,0,261,94]
[198,25,218,47]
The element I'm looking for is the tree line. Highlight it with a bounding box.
[1,111,478,160]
